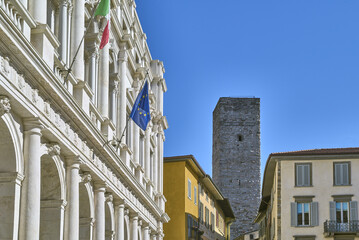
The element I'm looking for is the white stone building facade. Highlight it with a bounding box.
[0,0,169,239]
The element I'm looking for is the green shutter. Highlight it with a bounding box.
[311,202,319,226]
[350,201,358,221]
[304,164,310,186]
[330,201,336,221]
[343,163,349,185]
[291,202,297,226]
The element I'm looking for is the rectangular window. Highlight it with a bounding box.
[297,203,310,226]
[291,201,319,227]
[334,162,350,186]
[199,202,203,222]
[295,163,312,187]
[139,134,144,167]
[336,202,349,223]
[216,211,219,227]
[211,212,215,230]
[188,179,191,199]
[205,207,209,227]
[194,186,197,205]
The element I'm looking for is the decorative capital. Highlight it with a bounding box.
[45,143,61,156]
[118,48,128,62]
[0,96,11,116]
[105,193,113,203]
[80,172,92,183]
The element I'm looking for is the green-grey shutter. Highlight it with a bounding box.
[304,164,310,186]
[311,202,319,226]
[291,202,297,226]
[350,201,358,221]
[297,165,303,186]
[343,163,349,185]
[330,201,336,221]
[335,164,343,185]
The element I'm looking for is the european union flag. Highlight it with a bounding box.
[130,80,151,130]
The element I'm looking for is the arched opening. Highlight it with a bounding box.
[124,216,130,240]
[39,155,64,240]
[105,201,114,240]
[79,182,94,240]
[0,116,22,239]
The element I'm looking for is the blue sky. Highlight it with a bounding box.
[137,1,359,178]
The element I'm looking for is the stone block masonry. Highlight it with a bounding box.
[212,97,261,239]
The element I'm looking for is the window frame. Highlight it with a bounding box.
[188,179,192,200]
[333,162,351,186]
[295,163,312,187]
[194,186,197,205]
[297,202,311,226]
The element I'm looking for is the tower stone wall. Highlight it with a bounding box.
[212,97,261,239]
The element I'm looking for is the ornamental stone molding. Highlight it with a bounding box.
[80,172,92,183]
[105,193,113,203]
[0,96,11,116]
[43,143,61,157]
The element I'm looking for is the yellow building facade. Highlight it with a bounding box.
[164,155,235,240]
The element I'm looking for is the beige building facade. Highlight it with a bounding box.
[256,148,359,240]
[0,0,169,239]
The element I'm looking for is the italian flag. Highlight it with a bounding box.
[95,0,110,49]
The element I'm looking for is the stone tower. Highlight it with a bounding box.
[212,97,261,239]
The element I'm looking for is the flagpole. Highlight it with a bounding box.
[63,1,101,85]
[104,70,149,149]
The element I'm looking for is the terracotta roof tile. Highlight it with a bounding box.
[270,147,359,157]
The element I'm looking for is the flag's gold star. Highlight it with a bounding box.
[144,114,146,116]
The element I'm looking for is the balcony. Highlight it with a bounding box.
[324,220,359,236]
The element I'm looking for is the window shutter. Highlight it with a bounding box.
[350,201,358,221]
[330,201,336,221]
[297,165,303,186]
[304,165,310,186]
[311,202,319,226]
[291,202,297,226]
[343,163,349,185]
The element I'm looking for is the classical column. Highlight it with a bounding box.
[58,0,68,63]
[64,156,81,240]
[130,213,138,240]
[28,0,47,24]
[143,226,150,240]
[144,125,151,179]
[66,3,73,67]
[70,0,85,81]
[19,118,43,240]
[114,200,125,240]
[88,44,99,103]
[133,78,140,165]
[110,79,119,124]
[117,46,127,138]
[158,81,164,114]
[94,183,106,240]
[157,126,164,193]
[152,124,158,192]
[150,233,157,240]
[98,42,110,118]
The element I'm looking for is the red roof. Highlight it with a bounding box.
[270,147,359,157]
